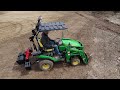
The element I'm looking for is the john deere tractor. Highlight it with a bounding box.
[16,16,89,71]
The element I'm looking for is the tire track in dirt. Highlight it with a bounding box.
[0,22,22,43]
[15,19,36,52]
[95,23,120,36]
[0,19,36,43]
[75,12,120,35]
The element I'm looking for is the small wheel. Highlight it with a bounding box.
[39,60,54,71]
[71,57,80,66]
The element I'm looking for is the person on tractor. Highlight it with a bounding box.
[41,31,62,57]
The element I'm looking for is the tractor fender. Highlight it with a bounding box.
[36,55,58,62]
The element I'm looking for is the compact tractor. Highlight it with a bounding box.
[16,16,89,71]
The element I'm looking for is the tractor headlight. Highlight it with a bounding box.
[68,54,70,55]
[68,51,70,55]
[68,51,70,54]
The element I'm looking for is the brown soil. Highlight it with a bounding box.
[0,11,120,79]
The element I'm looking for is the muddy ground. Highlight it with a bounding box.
[0,11,120,79]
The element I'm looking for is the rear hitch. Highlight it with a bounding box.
[25,61,31,70]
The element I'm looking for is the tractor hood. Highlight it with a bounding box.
[61,38,84,48]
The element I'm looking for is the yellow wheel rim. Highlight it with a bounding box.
[42,64,50,70]
[72,61,79,65]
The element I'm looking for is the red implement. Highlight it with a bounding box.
[25,48,32,61]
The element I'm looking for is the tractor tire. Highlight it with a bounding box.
[71,57,80,66]
[39,60,54,71]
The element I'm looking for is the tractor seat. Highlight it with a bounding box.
[38,38,54,52]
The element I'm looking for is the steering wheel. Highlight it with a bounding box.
[55,38,61,42]
[55,38,62,45]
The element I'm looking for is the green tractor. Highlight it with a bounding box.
[16,16,89,71]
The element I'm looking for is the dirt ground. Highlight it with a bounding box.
[0,11,120,79]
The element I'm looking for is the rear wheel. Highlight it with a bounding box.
[39,60,54,71]
[71,57,80,66]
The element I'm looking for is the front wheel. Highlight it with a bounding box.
[71,57,81,66]
[39,60,54,71]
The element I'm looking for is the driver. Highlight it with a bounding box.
[41,31,62,57]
